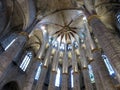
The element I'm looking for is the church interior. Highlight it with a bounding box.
[0,0,120,90]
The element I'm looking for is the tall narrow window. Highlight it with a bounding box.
[116,12,120,31]
[73,41,78,49]
[52,41,58,48]
[5,39,16,50]
[60,43,65,51]
[102,54,116,77]
[35,63,42,80]
[20,52,33,71]
[67,44,72,51]
[88,65,95,83]
[48,36,53,44]
[71,70,74,88]
[0,33,17,51]
[55,68,61,87]
[117,14,120,23]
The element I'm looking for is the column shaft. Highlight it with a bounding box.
[62,52,68,74]
[23,61,39,90]
[48,72,56,90]
[93,50,115,90]
[91,61,104,90]
[71,50,78,72]
[37,42,47,59]
[73,73,81,90]
[43,46,52,67]
[61,74,68,90]
[36,67,48,90]
[52,50,59,71]
[82,70,93,90]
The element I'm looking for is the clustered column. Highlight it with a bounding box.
[88,16,120,82]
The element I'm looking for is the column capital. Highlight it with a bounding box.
[88,58,94,64]
[19,31,29,39]
[92,48,102,53]
[51,70,57,73]
[62,72,69,75]
[92,48,101,53]
[82,66,88,70]
[88,15,100,24]
[34,57,42,61]
[73,71,79,74]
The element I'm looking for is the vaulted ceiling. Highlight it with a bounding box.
[4,0,119,30]
[3,0,120,55]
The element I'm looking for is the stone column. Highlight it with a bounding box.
[71,50,80,90]
[43,46,52,67]
[62,52,68,74]
[61,74,68,90]
[36,67,48,90]
[48,49,59,90]
[52,49,59,72]
[62,52,68,90]
[91,61,104,90]
[71,50,78,73]
[48,71,56,90]
[92,49,116,90]
[82,69,93,90]
[0,34,27,78]
[23,60,39,90]
[36,41,47,60]
[79,47,88,69]
[89,16,120,82]
[84,21,96,53]
[73,72,81,90]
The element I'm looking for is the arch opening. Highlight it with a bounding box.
[2,81,19,90]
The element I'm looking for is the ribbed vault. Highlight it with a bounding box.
[0,0,120,90]
[28,9,96,72]
[26,0,120,71]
